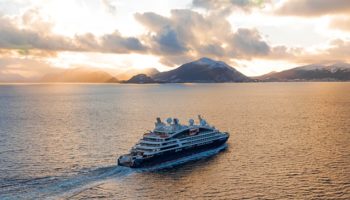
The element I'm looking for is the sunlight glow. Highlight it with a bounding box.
[47,52,167,71]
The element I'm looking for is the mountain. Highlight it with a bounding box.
[124,74,158,84]
[0,73,33,83]
[152,57,250,83]
[115,68,160,81]
[41,68,119,83]
[256,62,350,81]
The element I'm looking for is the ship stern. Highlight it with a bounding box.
[117,154,134,167]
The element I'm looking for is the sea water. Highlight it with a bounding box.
[0,83,349,199]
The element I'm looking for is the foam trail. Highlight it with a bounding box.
[49,166,133,199]
[2,144,227,199]
[56,144,227,199]
[52,144,227,199]
[6,166,134,200]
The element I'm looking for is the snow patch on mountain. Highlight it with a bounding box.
[194,57,231,69]
[298,63,350,73]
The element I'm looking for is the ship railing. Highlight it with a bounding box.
[178,131,216,140]
[181,135,222,146]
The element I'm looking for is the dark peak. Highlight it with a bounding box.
[125,73,157,84]
[132,73,149,79]
[197,57,216,63]
[152,57,250,83]
[194,57,222,65]
[190,57,233,70]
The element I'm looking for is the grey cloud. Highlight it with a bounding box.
[199,44,225,57]
[0,17,75,51]
[136,9,273,66]
[74,33,100,50]
[152,26,188,54]
[100,31,147,53]
[230,28,270,57]
[135,9,233,65]
[74,31,147,53]
[159,55,196,67]
[134,12,171,32]
[276,0,350,16]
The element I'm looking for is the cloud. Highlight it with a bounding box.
[1,0,349,76]
[151,26,188,54]
[272,39,350,64]
[101,0,117,14]
[276,0,350,16]
[0,15,75,52]
[134,12,171,32]
[0,9,147,54]
[325,39,350,60]
[135,9,274,66]
[73,31,147,53]
[199,44,225,57]
[136,9,273,65]
[329,17,350,32]
[158,55,195,67]
[192,0,270,14]
[230,28,270,58]
[100,31,147,53]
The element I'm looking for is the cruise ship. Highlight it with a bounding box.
[118,116,229,168]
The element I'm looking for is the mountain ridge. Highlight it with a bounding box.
[41,68,119,83]
[123,74,158,84]
[2,58,350,83]
[152,57,250,83]
[255,62,350,81]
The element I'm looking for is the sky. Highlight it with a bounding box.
[0,0,350,81]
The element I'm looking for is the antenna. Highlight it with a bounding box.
[155,117,165,128]
[166,117,172,125]
[198,115,203,123]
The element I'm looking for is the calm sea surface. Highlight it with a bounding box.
[0,83,349,199]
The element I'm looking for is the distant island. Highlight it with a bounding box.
[119,58,350,83]
[2,57,349,83]
[122,74,159,84]
[41,68,119,83]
